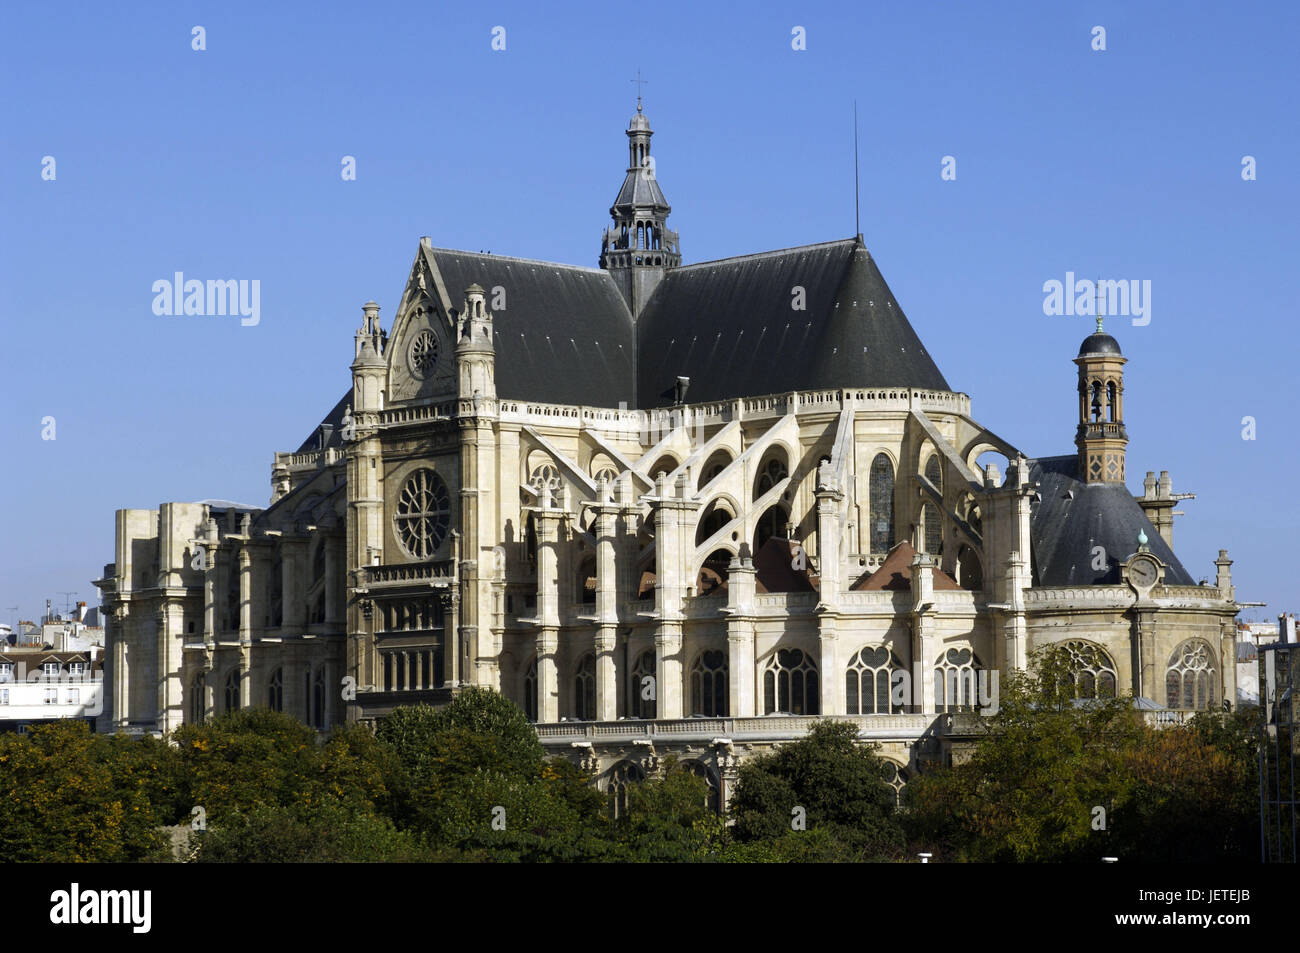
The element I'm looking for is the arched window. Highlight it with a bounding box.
[690,650,728,716]
[869,453,895,553]
[754,454,788,500]
[1061,640,1117,699]
[606,760,644,819]
[762,648,819,715]
[881,761,910,808]
[593,466,620,487]
[630,650,656,719]
[528,462,561,493]
[267,668,283,712]
[934,647,984,712]
[574,653,597,721]
[846,645,901,714]
[1090,380,1103,421]
[224,669,240,713]
[1106,381,1118,422]
[191,672,205,724]
[676,760,721,813]
[522,657,538,722]
[312,669,326,729]
[695,499,735,547]
[1165,639,1218,710]
[753,504,787,552]
[698,452,731,490]
[925,454,942,492]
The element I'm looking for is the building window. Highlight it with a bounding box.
[394,468,451,559]
[224,557,240,632]
[606,760,644,819]
[631,650,656,719]
[268,668,283,712]
[313,670,326,729]
[925,453,942,493]
[676,760,721,813]
[690,650,728,717]
[268,551,283,627]
[922,502,942,556]
[1165,639,1217,710]
[68,662,85,681]
[191,673,205,724]
[846,645,901,714]
[762,648,819,715]
[522,657,538,722]
[42,662,59,678]
[869,453,895,553]
[44,687,58,704]
[67,689,80,705]
[754,455,788,500]
[0,689,8,705]
[528,462,562,493]
[881,761,910,808]
[0,663,13,684]
[573,653,596,721]
[1061,640,1117,699]
[934,647,984,712]
[224,670,240,712]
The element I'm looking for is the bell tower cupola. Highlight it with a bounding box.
[600,90,680,319]
[1074,315,1128,484]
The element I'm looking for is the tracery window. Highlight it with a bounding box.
[522,657,538,722]
[408,329,439,378]
[394,469,451,559]
[676,760,721,813]
[593,466,620,487]
[925,454,942,492]
[934,647,984,712]
[606,760,643,819]
[267,667,283,712]
[528,462,561,493]
[690,650,728,717]
[631,650,656,719]
[224,669,240,713]
[755,455,788,499]
[881,761,910,808]
[762,648,819,715]
[869,453,895,553]
[1165,639,1217,710]
[574,653,597,721]
[1061,640,1117,699]
[846,645,901,714]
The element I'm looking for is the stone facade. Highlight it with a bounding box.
[95,105,1242,810]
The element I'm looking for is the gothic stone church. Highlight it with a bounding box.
[95,103,1242,810]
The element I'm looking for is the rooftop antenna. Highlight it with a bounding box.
[853,101,861,240]
[57,592,77,619]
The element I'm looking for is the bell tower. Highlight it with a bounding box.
[599,94,680,319]
[1074,316,1128,484]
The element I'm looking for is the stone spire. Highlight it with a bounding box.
[1073,322,1128,484]
[599,97,680,319]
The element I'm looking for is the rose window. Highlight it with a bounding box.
[408,330,439,378]
[394,469,450,558]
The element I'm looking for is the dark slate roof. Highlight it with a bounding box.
[851,541,960,591]
[613,167,669,211]
[423,247,637,408]
[1078,332,1122,357]
[294,391,351,454]
[1028,456,1194,587]
[636,239,950,406]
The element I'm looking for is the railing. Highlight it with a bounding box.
[274,447,346,470]
[536,712,949,743]
[362,561,455,588]
[379,401,457,426]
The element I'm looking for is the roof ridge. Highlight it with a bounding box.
[424,245,608,275]
[677,238,859,270]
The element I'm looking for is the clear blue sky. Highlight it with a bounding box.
[2,1,1295,625]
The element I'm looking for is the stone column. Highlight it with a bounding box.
[815,468,845,716]
[534,487,562,723]
[726,555,757,717]
[594,481,619,721]
[911,552,937,714]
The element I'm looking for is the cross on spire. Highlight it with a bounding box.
[1095,275,1105,333]
[631,70,648,110]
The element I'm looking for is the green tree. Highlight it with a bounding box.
[729,720,905,860]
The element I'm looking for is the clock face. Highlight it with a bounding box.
[1129,556,1159,588]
